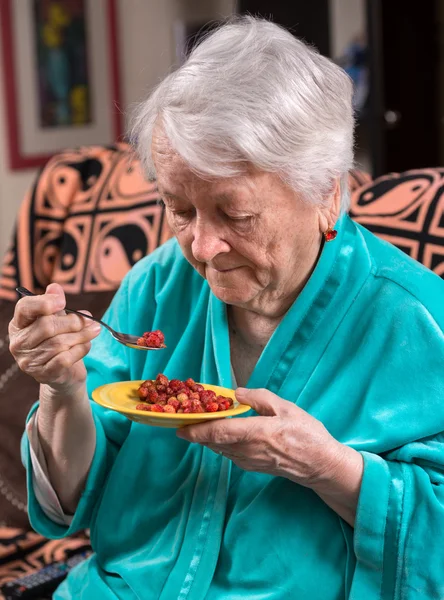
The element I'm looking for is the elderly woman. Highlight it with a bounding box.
[9,17,444,600]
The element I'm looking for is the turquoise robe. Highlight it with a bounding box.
[22,215,444,599]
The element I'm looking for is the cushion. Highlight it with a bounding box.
[350,168,444,278]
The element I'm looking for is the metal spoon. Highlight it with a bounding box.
[16,287,166,351]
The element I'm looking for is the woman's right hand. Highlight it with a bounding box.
[8,283,102,395]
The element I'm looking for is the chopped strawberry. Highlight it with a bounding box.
[150,404,165,413]
[136,403,152,411]
[163,405,176,413]
[206,402,219,412]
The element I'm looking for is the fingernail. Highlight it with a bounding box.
[54,297,65,309]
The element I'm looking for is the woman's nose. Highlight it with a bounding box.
[191,221,230,263]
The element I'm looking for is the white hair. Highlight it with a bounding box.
[131,16,355,212]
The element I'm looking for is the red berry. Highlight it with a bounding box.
[142,330,165,348]
[216,395,233,406]
[181,399,192,410]
[206,402,219,413]
[185,378,195,388]
[192,384,204,393]
[163,405,176,413]
[138,386,149,399]
[151,404,164,412]
[136,403,151,411]
[157,393,167,405]
[167,398,180,411]
[137,337,147,347]
[200,390,216,404]
[153,330,165,343]
[169,379,183,392]
[156,384,167,393]
[147,389,159,403]
[156,374,169,386]
[191,400,204,413]
[183,408,192,414]
[177,393,189,403]
[218,400,231,411]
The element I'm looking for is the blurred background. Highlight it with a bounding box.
[0,0,442,258]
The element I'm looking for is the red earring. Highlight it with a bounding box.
[324,227,337,242]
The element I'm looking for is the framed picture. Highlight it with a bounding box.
[0,0,123,170]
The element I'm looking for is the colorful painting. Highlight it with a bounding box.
[33,0,92,128]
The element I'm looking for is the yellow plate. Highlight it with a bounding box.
[92,381,251,428]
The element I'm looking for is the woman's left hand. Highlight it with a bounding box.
[177,387,363,526]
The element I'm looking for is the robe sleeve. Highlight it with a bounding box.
[350,296,444,600]
[352,437,444,599]
[21,273,145,539]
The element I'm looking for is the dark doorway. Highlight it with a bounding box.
[366,0,442,176]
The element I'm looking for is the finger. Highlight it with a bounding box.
[235,387,293,416]
[12,287,66,329]
[16,311,100,350]
[42,342,92,379]
[20,327,101,369]
[177,416,265,445]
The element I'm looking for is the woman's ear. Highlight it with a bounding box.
[317,178,342,234]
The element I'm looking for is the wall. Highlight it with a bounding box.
[329,0,365,58]
[0,0,236,259]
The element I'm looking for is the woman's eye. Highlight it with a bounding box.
[226,214,252,225]
[171,209,194,221]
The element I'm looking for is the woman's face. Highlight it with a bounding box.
[152,133,336,317]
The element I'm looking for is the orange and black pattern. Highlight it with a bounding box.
[0,143,172,301]
[0,528,90,599]
[350,168,444,278]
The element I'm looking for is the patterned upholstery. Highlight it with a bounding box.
[0,529,90,595]
[0,143,171,300]
[350,168,444,278]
